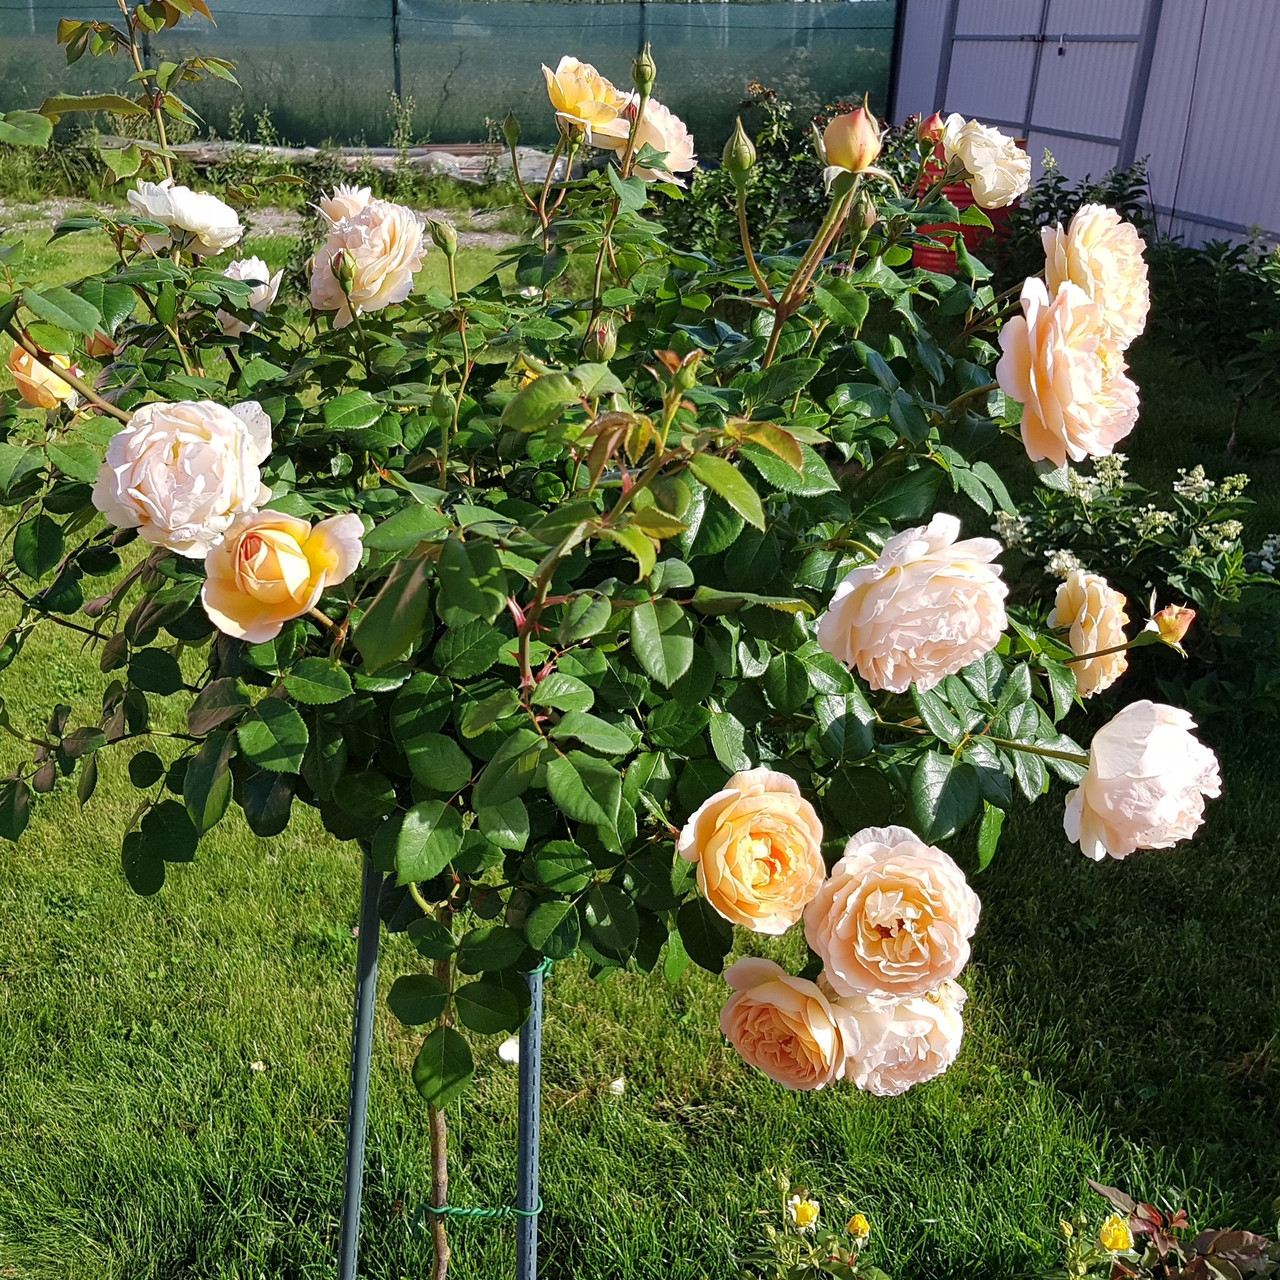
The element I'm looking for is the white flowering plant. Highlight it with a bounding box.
[0,9,1227,1272]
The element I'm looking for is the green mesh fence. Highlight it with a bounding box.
[0,0,895,150]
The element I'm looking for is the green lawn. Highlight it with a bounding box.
[0,234,1278,1280]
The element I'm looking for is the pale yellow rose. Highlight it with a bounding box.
[92,399,272,557]
[817,513,1007,693]
[788,1196,820,1231]
[1065,700,1221,861]
[941,115,1030,209]
[996,278,1140,468]
[217,256,284,338]
[819,105,882,189]
[720,958,847,1091]
[1043,204,1150,352]
[541,55,630,145]
[677,767,825,935]
[318,183,372,226]
[599,97,696,185]
[1099,1214,1134,1253]
[1049,569,1129,698]
[7,346,78,409]
[804,825,980,1000]
[310,198,426,329]
[201,511,364,644]
[833,980,967,1097]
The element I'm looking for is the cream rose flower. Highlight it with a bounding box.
[677,767,825,935]
[599,97,696,185]
[201,510,364,644]
[1043,204,1150,352]
[217,256,284,338]
[318,183,372,226]
[7,346,79,409]
[720,958,847,1091]
[127,179,242,256]
[817,513,1007,693]
[92,400,272,558]
[996,278,1141,468]
[1049,569,1129,698]
[804,825,980,1000]
[1064,700,1221,861]
[941,115,1030,209]
[834,980,967,1097]
[541,55,630,145]
[310,198,426,329]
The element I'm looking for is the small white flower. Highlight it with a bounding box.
[1173,465,1215,500]
[498,1036,520,1065]
[1046,549,1083,578]
[250,1060,267,1073]
[608,1076,626,1095]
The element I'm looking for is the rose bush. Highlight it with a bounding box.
[0,9,1222,1274]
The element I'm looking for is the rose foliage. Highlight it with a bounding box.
[0,14,1222,1121]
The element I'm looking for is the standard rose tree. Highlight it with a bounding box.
[0,28,1221,1275]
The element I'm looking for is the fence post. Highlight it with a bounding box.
[391,0,403,101]
[515,965,544,1280]
[338,854,383,1280]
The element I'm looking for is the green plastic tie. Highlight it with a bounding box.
[412,1197,543,1230]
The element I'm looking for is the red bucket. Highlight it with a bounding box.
[911,142,1024,275]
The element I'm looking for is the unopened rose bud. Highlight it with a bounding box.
[672,349,702,393]
[632,43,657,98]
[583,313,617,362]
[1149,603,1196,648]
[502,110,521,149]
[427,216,457,258]
[822,98,883,175]
[722,116,757,189]
[86,330,117,360]
[855,190,878,232]
[330,248,357,296]
[847,1213,870,1243]
[919,111,946,144]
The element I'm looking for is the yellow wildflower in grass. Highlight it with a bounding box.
[788,1195,820,1231]
[1099,1214,1134,1253]
[847,1213,871,1242]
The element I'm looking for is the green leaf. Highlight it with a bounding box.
[531,672,594,713]
[412,1026,474,1107]
[1042,658,1077,723]
[237,699,308,773]
[533,840,594,894]
[182,729,233,835]
[46,442,102,484]
[437,534,507,624]
[454,981,523,1034]
[403,733,472,794]
[323,389,382,431]
[476,796,528,850]
[607,165,648,210]
[128,648,184,695]
[500,372,579,431]
[0,779,31,842]
[456,924,526,974]
[460,688,520,737]
[826,765,896,833]
[395,800,464,884]
[976,801,1005,872]
[740,442,839,497]
[688,454,765,530]
[546,751,622,829]
[38,92,149,122]
[0,111,53,148]
[814,692,874,761]
[140,798,198,863]
[601,525,655,579]
[434,619,506,679]
[525,899,580,961]
[387,974,449,1026]
[813,278,870,330]
[13,515,64,581]
[550,711,633,756]
[629,599,694,688]
[762,653,810,715]
[21,286,101,334]
[583,882,638,953]
[472,728,544,808]
[240,769,295,838]
[736,358,823,408]
[363,504,449,552]
[187,678,250,735]
[676,898,734,973]
[353,556,432,673]
[911,685,963,747]
[121,831,164,895]
[129,750,164,788]
[284,658,353,705]
[910,752,979,842]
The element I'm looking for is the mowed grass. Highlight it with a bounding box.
[0,230,1278,1279]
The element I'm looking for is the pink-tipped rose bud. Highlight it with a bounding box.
[1150,603,1195,647]
[919,112,945,144]
[86,331,118,360]
[822,101,882,175]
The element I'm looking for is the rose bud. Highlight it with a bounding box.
[86,331,118,360]
[502,110,521,149]
[583,313,617,363]
[632,42,657,97]
[722,116,757,187]
[919,111,945,144]
[821,99,882,176]
[1148,603,1195,648]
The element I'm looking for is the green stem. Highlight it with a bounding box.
[985,736,1090,766]
[4,326,131,423]
[736,186,776,307]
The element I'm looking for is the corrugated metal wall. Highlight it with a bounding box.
[891,0,1280,245]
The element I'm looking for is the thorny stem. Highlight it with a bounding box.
[945,381,1000,414]
[116,0,172,180]
[428,905,455,1280]
[985,735,1090,766]
[536,136,567,253]
[4,326,131,423]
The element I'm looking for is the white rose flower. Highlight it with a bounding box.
[310,198,426,329]
[127,179,242,256]
[217,257,284,337]
[941,115,1031,209]
[318,183,372,226]
[92,400,272,557]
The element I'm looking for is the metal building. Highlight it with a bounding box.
[890,0,1280,245]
